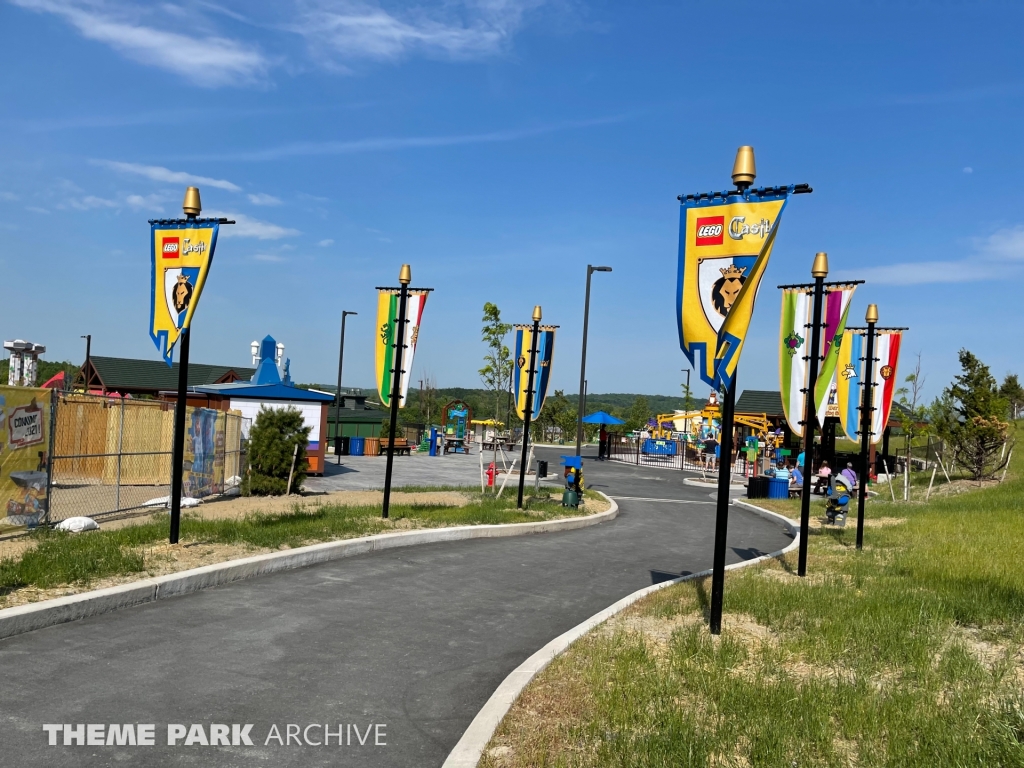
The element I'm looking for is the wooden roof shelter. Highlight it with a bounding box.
[75,355,255,397]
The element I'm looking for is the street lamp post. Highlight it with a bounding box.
[576,265,612,456]
[335,310,357,465]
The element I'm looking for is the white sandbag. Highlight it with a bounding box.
[55,517,100,533]
[143,496,200,508]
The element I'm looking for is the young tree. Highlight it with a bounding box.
[932,349,1011,481]
[243,406,312,496]
[625,395,653,432]
[479,303,512,422]
[895,353,928,497]
[999,373,1024,421]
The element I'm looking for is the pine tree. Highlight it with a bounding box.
[933,349,1011,481]
[243,406,312,496]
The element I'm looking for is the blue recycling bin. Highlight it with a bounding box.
[428,428,438,457]
[350,436,365,456]
[767,477,789,499]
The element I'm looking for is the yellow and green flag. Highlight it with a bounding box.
[375,289,429,408]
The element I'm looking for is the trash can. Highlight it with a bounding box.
[350,436,365,456]
[747,476,769,499]
[537,460,548,478]
[364,437,380,456]
[335,435,350,456]
[767,477,789,499]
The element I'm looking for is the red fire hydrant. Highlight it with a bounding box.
[486,462,497,487]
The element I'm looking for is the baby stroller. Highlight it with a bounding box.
[824,473,853,526]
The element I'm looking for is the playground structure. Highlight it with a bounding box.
[441,399,472,454]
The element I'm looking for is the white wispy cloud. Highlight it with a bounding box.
[205,115,627,162]
[94,160,242,192]
[208,211,300,240]
[248,192,283,206]
[292,0,544,64]
[10,0,269,87]
[25,206,51,214]
[0,192,19,201]
[834,226,1024,286]
[125,193,166,212]
[66,195,119,210]
[317,238,334,246]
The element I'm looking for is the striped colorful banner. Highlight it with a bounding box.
[779,284,858,436]
[375,289,428,408]
[813,285,857,426]
[835,329,903,444]
[513,324,556,420]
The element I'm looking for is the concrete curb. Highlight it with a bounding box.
[682,477,746,489]
[442,499,799,768]
[0,497,619,642]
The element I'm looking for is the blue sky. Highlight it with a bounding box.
[1,0,1022,403]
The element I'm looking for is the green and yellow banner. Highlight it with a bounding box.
[149,221,219,365]
[375,289,429,408]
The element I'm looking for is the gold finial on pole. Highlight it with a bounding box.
[532,305,542,322]
[865,304,879,324]
[731,146,756,190]
[399,264,411,284]
[182,187,202,218]
[811,252,829,278]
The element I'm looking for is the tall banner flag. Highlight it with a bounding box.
[836,329,903,444]
[513,325,556,420]
[778,284,857,436]
[375,289,429,408]
[677,190,791,391]
[150,221,219,365]
[813,285,857,426]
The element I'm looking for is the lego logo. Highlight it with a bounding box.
[694,216,725,246]
[162,238,180,257]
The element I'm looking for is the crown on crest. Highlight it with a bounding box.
[719,264,746,279]
[176,274,190,284]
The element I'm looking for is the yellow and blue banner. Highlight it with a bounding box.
[677,190,792,391]
[513,324,556,420]
[149,221,219,365]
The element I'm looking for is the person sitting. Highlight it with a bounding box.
[841,462,858,489]
[773,462,790,482]
[814,460,832,495]
[790,463,804,497]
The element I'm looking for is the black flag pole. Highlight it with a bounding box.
[517,306,542,509]
[381,266,411,520]
[708,370,737,635]
[154,188,233,545]
[856,307,878,550]
[797,253,828,577]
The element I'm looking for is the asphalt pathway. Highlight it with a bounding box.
[0,448,792,767]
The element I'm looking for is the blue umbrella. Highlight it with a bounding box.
[581,410,625,425]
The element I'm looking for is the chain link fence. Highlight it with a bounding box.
[48,393,248,523]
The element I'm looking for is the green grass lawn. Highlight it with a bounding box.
[0,488,593,597]
[484,452,1024,767]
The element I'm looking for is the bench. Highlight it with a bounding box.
[379,438,412,456]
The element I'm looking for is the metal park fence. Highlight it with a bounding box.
[606,435,759,477]
[47,393,248,524]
